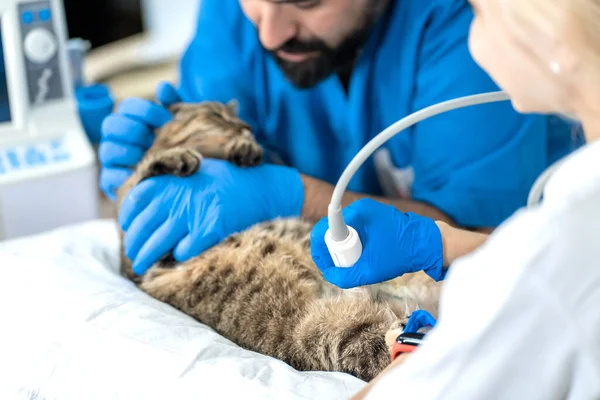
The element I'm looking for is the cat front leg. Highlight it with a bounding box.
[115,147,202,280]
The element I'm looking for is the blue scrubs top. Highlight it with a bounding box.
[177,0,580,227]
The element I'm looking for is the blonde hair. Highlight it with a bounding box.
[569,0,600,67]
[508,0,600,74]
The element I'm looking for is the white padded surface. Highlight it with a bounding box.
[0,220,365,400]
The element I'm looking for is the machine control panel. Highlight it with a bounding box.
[0,139,71,176]
[18,0,64,106]
[0,137,71,175]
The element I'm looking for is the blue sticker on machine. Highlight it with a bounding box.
[0,139,71,174]
[25,146,47,166]
[49,139,70,161]
[5,149,21,169]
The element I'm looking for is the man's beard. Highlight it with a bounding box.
[266,9,383,89]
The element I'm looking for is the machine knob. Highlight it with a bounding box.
[24,28,57,64]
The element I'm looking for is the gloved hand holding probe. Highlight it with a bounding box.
[310,199,446,289]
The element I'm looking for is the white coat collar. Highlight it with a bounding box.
[543,138,600,205]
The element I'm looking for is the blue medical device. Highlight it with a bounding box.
[0,0,99,240]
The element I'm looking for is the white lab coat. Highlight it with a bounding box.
[365,139,600,399]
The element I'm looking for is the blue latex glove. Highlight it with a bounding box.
[404,310,437,334]
[310,198,445,289]
[99,81,182,201]
[119,159,304,275]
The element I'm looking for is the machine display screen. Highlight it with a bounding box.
[0,20,12,124]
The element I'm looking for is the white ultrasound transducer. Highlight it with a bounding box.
[0,0,98,240]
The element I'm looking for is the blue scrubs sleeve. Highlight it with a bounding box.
[178,1,262,137]
[409,3,547,228]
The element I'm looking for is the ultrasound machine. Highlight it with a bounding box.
[0,0,100,240]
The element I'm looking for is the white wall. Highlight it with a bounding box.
[138,0,200,63]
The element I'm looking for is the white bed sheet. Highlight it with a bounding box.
[0,220,365,400]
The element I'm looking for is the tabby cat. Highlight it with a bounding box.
[116,100,442,382]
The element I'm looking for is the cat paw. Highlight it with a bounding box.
[148,148,202,178]
[225,139,263,167]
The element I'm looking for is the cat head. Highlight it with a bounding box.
[153,100,263,165]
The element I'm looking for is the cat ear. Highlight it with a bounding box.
[227,99,240,115]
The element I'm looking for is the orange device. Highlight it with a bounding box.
[391,332,425,362]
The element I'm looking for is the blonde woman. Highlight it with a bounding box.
[311,0,600,397]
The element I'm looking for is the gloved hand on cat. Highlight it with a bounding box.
[99,82,182,201]
[119,159,304,276]
[403,309,437,334]
[310,199,446,289]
